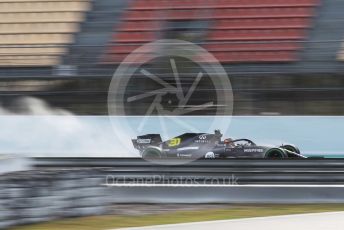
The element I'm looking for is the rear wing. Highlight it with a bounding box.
[132,134,162,150]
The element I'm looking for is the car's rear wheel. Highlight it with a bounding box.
[142,147,162,159]
[265,148,287,159]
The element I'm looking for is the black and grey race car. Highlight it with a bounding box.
[132,130,306,159]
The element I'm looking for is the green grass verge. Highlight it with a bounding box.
[11,204,344,230]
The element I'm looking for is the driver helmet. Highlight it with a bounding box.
[224,138,234,146]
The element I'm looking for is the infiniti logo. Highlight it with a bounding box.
[199,135,207,140]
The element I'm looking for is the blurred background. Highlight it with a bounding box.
[2,1,344,229]
[0,0,343,115]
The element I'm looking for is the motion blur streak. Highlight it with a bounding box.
[0,96,72,115]
[0,96,135,157]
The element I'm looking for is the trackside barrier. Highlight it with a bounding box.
[0,169,110,229]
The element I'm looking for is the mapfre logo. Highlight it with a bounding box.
[244,148,264,153]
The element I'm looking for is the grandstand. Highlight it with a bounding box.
[1,0,344,115]
[1,0,344,73]
[104,0,319,64]
[0,0,91,66]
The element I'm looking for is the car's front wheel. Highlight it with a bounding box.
[265,148,287,159]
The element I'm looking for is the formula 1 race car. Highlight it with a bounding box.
[132,130,306,159]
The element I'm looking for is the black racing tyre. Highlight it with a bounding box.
[142,147,162,159]
[281,144,300,154]
[265,148,287,159]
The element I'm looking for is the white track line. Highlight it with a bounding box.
[114,211,344,230]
